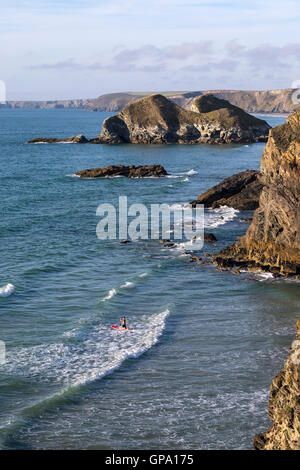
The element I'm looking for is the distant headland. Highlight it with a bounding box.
[2,88,299,114]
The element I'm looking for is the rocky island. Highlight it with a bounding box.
[28,94,271,145]
[75,164,168,178]
[96,94,271,144]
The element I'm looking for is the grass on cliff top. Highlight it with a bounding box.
[272,107,300,152]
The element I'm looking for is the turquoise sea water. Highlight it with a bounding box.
[0,109,299,450]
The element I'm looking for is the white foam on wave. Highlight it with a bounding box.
[167,169,198,179]
[255,271,274,282]
[0,283,15,297]
[184,169,198,176]
[139,272,148,278]
[101,288,117,301]
[240,269,275,282]
[3,309,170,390]
[205,205,239,229]
[65,173,80,178]
[29,141,48,144]
[163,206,238,253]
[173,237,204,252]
[176,169,198,176]
[165,202,192,211]
[121,281,135,289]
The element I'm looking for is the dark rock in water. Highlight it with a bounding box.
[191,170,263,211]
[241,217,253,222]
[189,256,202,263]
[214,106,300,277]
[189,255,213,265]
[95,94,271,145]
[204,232,217,242]
[75,164,168,178]
[28,134,89,144]
[200,259,213,265]
[231,268,241,275]
[120,240,131,244]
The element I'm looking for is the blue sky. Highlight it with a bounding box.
[1,0,300,99]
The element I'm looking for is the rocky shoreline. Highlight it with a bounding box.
[190,105,300,449]
[253,319,300,450]
[213,107,300,278]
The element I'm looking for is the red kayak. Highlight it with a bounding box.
[111,325,134,331]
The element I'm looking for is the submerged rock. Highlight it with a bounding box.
[75,164,168,178]
[190,170,263,210]
[214,106,300,276]
[96,94,271,145]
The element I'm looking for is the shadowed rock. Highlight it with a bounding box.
[190,170,263,210]
[204,232,217,242]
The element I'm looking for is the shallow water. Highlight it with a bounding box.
[0,109,299,450]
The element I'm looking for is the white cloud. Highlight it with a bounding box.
[1,0,300,99]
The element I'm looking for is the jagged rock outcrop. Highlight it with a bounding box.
[28,134,88,144]
[190,170,263,210]
[96,94,271,144]
[214,107,300,276]
[75,164,168,178]
[254,319,300,450]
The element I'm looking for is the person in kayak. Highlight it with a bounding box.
[120,316,127,330]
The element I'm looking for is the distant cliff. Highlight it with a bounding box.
[214,106,300,276]
[254,319,300,450]
[96,94,270,144]
[2,88,299,114]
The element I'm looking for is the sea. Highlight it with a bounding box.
[0,109,299,450]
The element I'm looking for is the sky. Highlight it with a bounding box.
[1,0,300,100]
